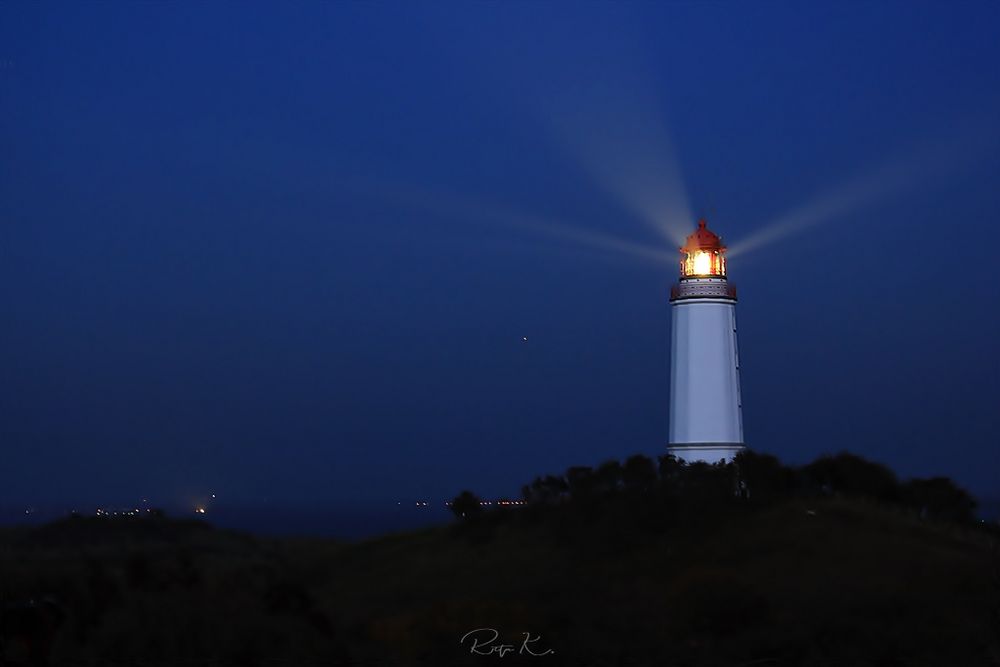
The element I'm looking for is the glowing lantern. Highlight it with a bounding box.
[679,219,726,278]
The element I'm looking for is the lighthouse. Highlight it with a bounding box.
[667,219,745,464]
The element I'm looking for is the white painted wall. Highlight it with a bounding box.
[668,298,744,457]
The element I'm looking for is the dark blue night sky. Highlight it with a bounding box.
[1,2,998,516]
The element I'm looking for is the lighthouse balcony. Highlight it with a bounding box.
[670,278,738,302]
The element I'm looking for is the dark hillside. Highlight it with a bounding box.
[322,497,997,666]
[1,452,997,666]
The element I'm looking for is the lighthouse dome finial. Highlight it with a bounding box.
[682,219,725,254]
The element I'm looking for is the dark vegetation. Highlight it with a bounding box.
[1,451,997,666]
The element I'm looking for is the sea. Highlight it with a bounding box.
[0,503,454,541]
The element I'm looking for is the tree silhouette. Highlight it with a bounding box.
[802,452,900,502]
[449,491,483,519]
[566,466,597,501]
[734,450,794,503]
[594,460,624,495]
[622,454,657,494]
[901,477,977,522]
[522,475,568,504]
[658,454,685,485]
[679,461,736,506]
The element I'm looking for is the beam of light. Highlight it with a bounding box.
[727,118,1000,259]
[543,84,694,247]
[371,182,677,267]
[455,4,694,246]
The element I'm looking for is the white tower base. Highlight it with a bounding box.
[668,283,745,465]
[667,444,745,465]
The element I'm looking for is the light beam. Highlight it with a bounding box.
[728,119,1000,259]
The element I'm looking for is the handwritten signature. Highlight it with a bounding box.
[460,628,555,657]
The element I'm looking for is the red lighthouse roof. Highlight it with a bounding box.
[681,218,725,254]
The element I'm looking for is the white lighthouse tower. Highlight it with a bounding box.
[667,219,745,464]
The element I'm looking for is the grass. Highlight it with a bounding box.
[0,497,997,666]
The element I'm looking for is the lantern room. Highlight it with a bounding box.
[679,218,727,278]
